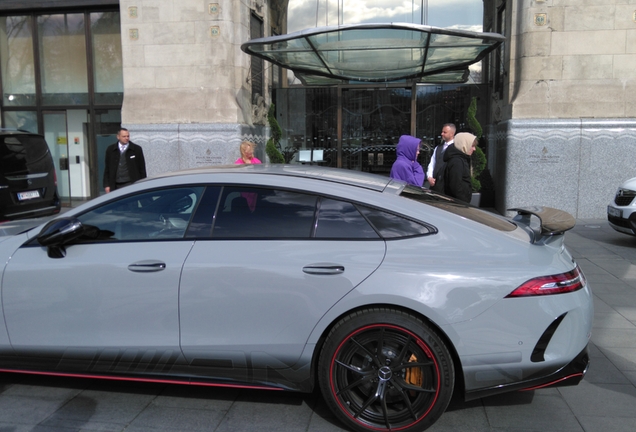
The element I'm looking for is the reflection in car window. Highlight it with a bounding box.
[77,187,204,241]
[185,186,221,238]
[212,186,317,238]
[315,198,379,239]
[357,205,433,238]
[399,185,516,232]
[1,135,50,175]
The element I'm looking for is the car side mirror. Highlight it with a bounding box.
[37,217,85,258]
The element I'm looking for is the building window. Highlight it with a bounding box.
[0,16,37,107]
[3,110,37,132]
[250,12,264,101]
[90,12,123,105]
[494,5,506,98]
[37,13,89,105]
[271,29,281,89]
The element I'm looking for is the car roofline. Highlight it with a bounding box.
[143,164,405,193]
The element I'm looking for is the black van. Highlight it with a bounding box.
[0,129,61,222]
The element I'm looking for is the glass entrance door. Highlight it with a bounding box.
[341,88,413,176]
[276,87,417,175]
[93,109,122,196]
[43,110,89,204]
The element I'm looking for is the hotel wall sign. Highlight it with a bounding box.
[534,14,547,26]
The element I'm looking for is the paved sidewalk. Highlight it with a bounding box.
[0,218,635,431]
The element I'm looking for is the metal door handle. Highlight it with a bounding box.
[303,263,345,275]
[128,260,166,272]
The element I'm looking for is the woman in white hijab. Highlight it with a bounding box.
[442,132,477,203]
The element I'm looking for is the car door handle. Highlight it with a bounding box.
[302,263,345,275]
[128,260,166,272]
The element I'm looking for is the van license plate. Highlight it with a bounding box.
[608,205,622,218]
[17,190,40,201]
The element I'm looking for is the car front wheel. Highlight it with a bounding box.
[318,308,454,432]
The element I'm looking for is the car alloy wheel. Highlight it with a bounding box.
[319,308,454,432]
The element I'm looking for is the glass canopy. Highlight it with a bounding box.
[241,23,505,85]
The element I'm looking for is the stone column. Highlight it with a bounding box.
[485,0,636,217]
[118,0,269,175]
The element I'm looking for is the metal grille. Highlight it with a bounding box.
[608,214,633,230]
[615,191,636,206]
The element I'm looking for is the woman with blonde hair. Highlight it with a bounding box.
[443,132,477,203]
[235,141,262,164]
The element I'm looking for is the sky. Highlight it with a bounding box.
[287,0,484,33]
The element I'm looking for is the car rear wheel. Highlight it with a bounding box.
[318,308,454,432]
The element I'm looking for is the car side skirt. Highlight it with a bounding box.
[0,349,314,393]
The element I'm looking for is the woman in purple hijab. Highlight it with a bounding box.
[389,135,424,187]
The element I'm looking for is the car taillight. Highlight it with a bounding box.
[506,265,586,297]
[54,170,57,186]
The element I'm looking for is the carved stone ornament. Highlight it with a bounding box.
[252,0,265,17]
[252,94,268,126]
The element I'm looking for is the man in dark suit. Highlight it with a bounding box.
[103,128,147,193]
[426,123,456,193]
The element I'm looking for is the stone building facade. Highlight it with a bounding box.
[118,0,285,176]
[5,0,632,217]
[484,0,636,217]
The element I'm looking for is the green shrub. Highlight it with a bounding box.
[471,146,486,192]
[467,96,486,192]
[467,97,482,140]
[265,104,285,163]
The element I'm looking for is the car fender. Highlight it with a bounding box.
[303,233,576,359]
[0,232,34,347]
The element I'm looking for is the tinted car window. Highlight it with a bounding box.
[212,186,317,239]
[0,132,60,221]
[77,187,204,241]
[357,204,433,238]
[400,185,516,232]
[0,135,50,175]
[315,198,380,239]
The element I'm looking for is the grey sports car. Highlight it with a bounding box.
[0,165,592,432]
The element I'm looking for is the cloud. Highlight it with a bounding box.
[288,0,484,33]
[444,24,484,33]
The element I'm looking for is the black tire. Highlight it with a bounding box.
[318,308,454,432]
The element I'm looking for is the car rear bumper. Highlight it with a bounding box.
[464,346,589,401]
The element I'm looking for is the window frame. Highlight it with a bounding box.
[186,184,436,241]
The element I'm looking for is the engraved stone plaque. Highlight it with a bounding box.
[534,13,547,26]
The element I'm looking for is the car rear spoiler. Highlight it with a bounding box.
[508,206,576,244]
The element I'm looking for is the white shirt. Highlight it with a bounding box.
[119,143,128,153]
[426,140,454,179]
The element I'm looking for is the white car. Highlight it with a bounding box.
[607,177,636,235]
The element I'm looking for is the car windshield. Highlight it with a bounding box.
[400,185,517,232]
